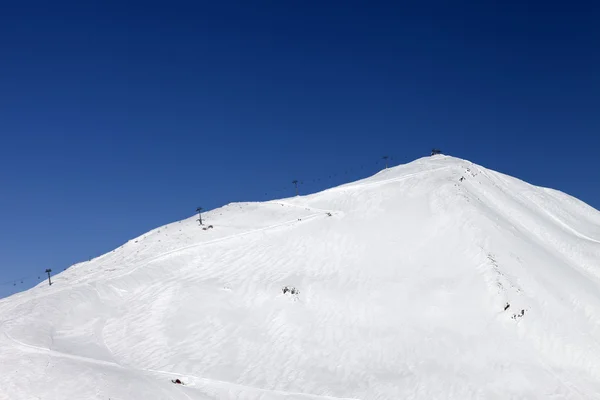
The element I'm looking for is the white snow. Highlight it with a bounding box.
[1,155,600,399]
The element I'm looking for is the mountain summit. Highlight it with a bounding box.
[2,155,600,399]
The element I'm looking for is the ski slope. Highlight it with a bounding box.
[1,155,600,400]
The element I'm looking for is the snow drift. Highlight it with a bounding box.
[1,155,600,400]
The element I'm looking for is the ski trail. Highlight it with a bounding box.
[3,330,358,400]
[110,210,329,280]
[143,368,361,400]
[533,206,600,245]
[3,332,191,400]
[268,201,338,215]
[485,170,600,244]
[321,165,453,195]
[3,331,123,369]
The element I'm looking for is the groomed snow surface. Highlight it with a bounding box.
[1,155,600,399]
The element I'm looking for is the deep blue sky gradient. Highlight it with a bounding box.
[1,1,599,297]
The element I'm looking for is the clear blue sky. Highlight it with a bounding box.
[1,1,599,297]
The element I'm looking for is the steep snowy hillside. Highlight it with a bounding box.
[2,155,600,400]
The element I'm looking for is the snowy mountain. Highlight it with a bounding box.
[2,155,600,400]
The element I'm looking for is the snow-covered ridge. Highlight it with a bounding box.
[2,155,600,399]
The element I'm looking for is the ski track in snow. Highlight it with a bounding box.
[3,330,124,369]
[3,329,357,400]
[485,169,600,244]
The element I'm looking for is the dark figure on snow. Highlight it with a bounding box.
[282,286,299,295]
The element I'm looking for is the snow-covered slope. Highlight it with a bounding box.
[2,155,600,400]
